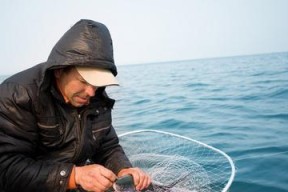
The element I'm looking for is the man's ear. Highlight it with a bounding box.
[54,69,63,79]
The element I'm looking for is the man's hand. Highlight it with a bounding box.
[117,167,151,191]
[75,164,117,192]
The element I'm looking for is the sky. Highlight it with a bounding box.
[1,0,288,75]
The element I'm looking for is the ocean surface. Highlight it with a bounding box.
[1,52,288,191]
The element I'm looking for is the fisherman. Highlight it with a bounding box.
[0,19,151,192]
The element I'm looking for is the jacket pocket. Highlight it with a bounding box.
[91,124,110,141]
[37,122,63,148]
[92,124,113,149]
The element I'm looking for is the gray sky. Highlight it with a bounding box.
[1,0,288,75]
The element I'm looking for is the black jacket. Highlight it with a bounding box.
[0,19,132,192]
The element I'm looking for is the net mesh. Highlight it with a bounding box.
[119,130,235,192]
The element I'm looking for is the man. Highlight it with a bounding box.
[0,19,151,192]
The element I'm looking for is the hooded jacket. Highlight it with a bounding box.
[0,19,132,192]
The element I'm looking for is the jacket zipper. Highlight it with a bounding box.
[72,107,98,163]
[72,111,85,162]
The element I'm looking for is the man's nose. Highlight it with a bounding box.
[85,85,97,97]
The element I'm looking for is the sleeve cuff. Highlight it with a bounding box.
[67,166,77,189]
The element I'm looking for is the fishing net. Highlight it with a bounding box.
[118,130,235,192]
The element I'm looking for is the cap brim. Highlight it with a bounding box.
[76,67,119,87]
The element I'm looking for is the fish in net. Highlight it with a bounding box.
[117,130,235,192]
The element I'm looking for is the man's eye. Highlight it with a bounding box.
[80,80,88,85]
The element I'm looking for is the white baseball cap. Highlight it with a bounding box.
[76,66,119,87]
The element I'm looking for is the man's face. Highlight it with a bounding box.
[54,67,98,107]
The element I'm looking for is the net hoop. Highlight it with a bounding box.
[119,129,236,192]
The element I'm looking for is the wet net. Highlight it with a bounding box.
[118,130,235,192]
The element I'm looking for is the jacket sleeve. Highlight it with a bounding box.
[92,125,132,174]
[0,83,73,192]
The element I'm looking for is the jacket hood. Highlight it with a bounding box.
[46,19,117,76]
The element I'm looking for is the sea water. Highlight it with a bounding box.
[1,52,288,192]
